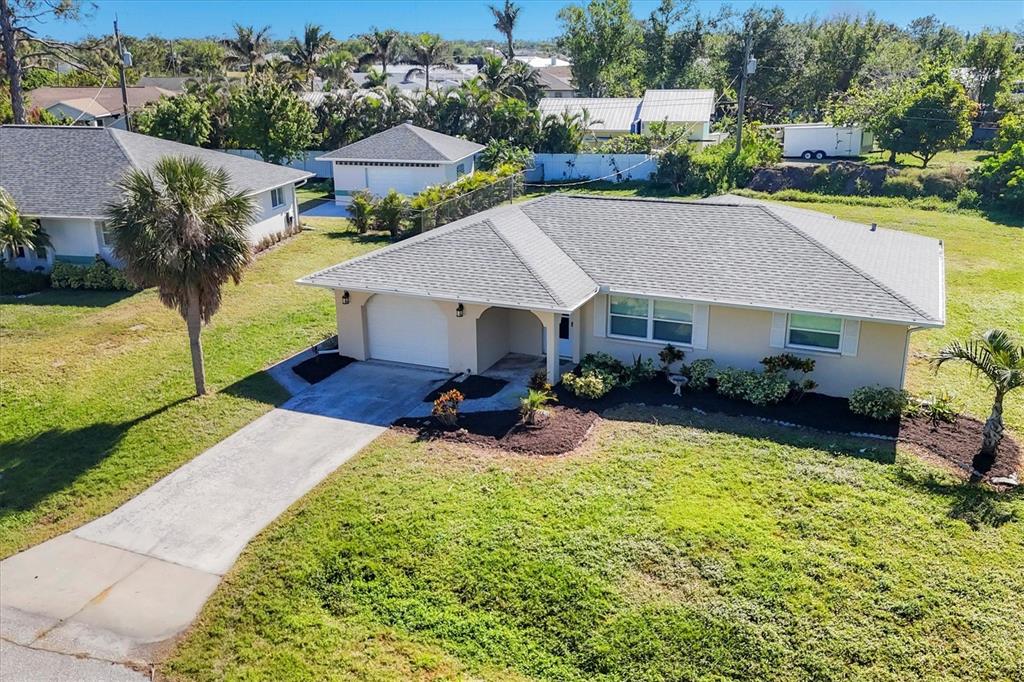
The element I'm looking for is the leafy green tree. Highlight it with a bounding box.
[228,76,316,164]
[0,187,50,261]
[642,0,717,90]
[134,94,212,146]
[557,0,643,96]
[934,330,1024,475]
[907,15,964,57]
[802,14,894,116]
[222,24,271,72]
[406,33,451,90]
[973,140,1024,212]
[479,139,532,171]
[963,30,1021,104]
[488,0,521,60]
[288,23,335,89]
[104,157,256,395]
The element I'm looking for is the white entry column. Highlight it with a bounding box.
[532,310,561,385]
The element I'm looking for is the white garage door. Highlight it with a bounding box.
[366,295,448,368]
[366,166,433,196]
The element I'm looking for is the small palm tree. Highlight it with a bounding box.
[222,24,271,72]
[104,157,256,396]
[406,33,451,90]
[361,67,389,89]
[319,49,355,90]
[933,329,1024,475]
[288,23,335,89]
[359,28,400,72]
[488,0,521,60]
[0,187,51,262]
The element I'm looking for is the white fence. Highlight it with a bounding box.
[219,149,333,179]
[525,153,658,184]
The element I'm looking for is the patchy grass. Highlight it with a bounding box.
[296,179,333,210]
[861,148,991,169]
[0,216,374,557]
[165,415,1024,681]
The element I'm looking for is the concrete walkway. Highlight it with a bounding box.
[0,362,448,679]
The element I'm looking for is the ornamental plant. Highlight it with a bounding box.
[659,344,686,374]
[715,367,791,406]
[687,358,717,390]
[849,386,910,421]
[432,389,464,427]
[562,370,612,399]
[519,388,556,425]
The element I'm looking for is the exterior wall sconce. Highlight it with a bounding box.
[456,303,465,318]
[341,291,350,305]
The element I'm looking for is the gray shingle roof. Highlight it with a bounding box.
[299,194,945,324]
[0,125,312,218]
[317,123,484,163]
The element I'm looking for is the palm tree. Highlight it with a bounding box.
[933,329,1024,475]
[222,24,271,72]
[358,28,400,73]
[0,187,50,262]
[318,49,355,90]
[288,23,334,89]
[361,67,389,89]
[488,0,521,60]
[476,54,541,103]
[104,157,256,396]
[405,33,451,90]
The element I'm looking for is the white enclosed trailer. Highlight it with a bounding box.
[781,124,874,160]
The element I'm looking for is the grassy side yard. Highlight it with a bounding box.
[165,415,1024,681]
[0,216,383,557]
[860,148,990,169]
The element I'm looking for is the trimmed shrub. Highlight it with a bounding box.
[880,174,923,198]
[562,369,613,399]
[715,367,791,406]
[0,266,49,295]
[687,358,716,390]
[50,259,135,291]
[849,386,909,421]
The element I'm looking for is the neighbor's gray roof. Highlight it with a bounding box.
[317,123,484,163]
[0,125,312,218]
[300,194,945,324]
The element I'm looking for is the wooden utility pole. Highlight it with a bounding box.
[113,17,132,131]
[734,34,754,156]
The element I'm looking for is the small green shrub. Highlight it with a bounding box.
[955,187,981,208]
[627,355,657,385]
[579,352,626,383]
[562,369,613,399]
[880,174,923,198]
[50,259,135,291]
[921,165,969,200]
[0,266,49,295]
[849,386,909,421]
[348,191,374,234]
[687,358,716,390]
[715,367,790,406]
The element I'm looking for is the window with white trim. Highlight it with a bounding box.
[97,220,116,248]
[271,187,285,208]
[787,313,842,351]
[608,295,693,345]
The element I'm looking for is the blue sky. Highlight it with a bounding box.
[34,0,1024,42]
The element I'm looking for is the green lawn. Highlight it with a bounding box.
[0,216,382,557]
[165,415,1024,681]
[860,148,991,169]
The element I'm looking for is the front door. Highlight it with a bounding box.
[542,314,573,358]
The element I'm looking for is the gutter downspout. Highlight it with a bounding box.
[900,326,925,389]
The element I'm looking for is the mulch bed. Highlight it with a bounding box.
[292,353,355,384]
[393,406,598,456]
[423,375,508,402]
[898,415,1021,482]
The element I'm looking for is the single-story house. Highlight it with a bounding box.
[538,89,716,143]
[317,123,485,205]
[0,124,312,271]
[298,194,945,398]
[26,86,178,128]
[535,66,577,98]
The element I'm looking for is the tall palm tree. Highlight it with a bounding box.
[318,48,355,90]
[488,0,521,60]
[104,157,256,396]
[288,23,335,89]
[222,24,271,72]
[0,187,50,262]
[405,33,451,90]
[358,28,400,73]
[933,329,1024,475]
[477,54,542,104]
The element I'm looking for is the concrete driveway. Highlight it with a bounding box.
[0,361,447,678]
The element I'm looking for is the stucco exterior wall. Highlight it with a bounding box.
[476,306,511,372]
[509,309,543,355]
[578,295,910,397]
[247,185,297,243]
[331,163,450,204]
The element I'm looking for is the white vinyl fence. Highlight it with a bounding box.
[219,149,333,179]
[525,153,657,184]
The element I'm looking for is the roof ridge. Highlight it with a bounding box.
[103,128,140,173]
[757,205,935,321]
[487,216,567,308]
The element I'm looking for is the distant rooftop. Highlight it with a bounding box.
[317,123,484,163]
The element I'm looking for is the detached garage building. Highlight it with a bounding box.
[318,123,484,205]
[297,194,945,398]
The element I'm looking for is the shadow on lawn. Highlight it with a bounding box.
[3,289,138,308]
[895,466,1021,529]
[0,397,190,514]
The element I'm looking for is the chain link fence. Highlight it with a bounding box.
[412,172,525,233]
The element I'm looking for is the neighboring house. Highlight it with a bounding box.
[0,125,311,271]
[535,66,577,98]
[298,194,945,398]
[538,89,716,143]
[347,63,480,94]
[26,86,178,128]
[513,53,571,68]
[136,76,192,93]
[318,123,485,205]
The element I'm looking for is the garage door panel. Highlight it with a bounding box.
[367,167,433,196]
[367,295,448,368]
